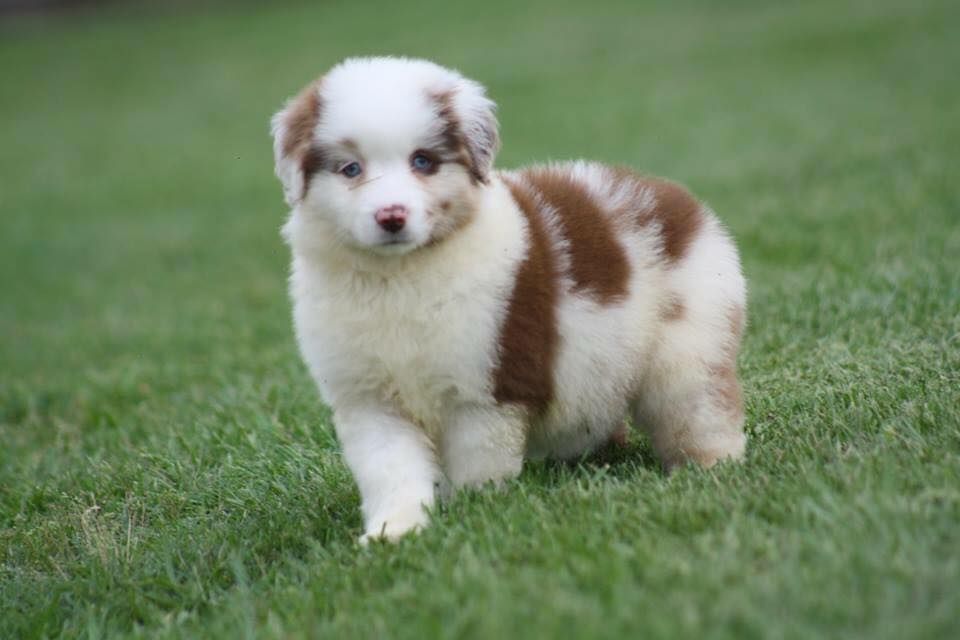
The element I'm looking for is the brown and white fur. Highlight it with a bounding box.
[271,57,747,543]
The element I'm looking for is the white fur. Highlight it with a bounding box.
[272,57,747,542]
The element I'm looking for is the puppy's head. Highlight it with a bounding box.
[272,57,499,256]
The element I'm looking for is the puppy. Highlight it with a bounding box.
[271,57,747,542]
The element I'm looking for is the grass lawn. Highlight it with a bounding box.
[2,0,958,637]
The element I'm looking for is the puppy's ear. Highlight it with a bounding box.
[271,81,322,206]
[435,77,500,184]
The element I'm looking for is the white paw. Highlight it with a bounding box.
[358,504,429,545]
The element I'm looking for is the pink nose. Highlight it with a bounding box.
[375,204,408,233]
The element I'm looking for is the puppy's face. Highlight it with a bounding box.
[272,58,500,256]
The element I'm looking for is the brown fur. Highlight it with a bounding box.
[520,168,631,305]
[300,146,329,198]
[276,80,324,199]
[493,178,560,414]
[430,91,487,184]
[711,306,746,419]
[279,81,322,158]
[611,167,705,262]
[339,138,360,155]
[649,178,705,261]
[660,295,685,322]
[711,364,743,420]
[425,190,477,246]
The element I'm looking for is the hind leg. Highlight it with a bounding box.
[633,305,747,471]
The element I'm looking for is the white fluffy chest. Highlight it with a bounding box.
[291,254,517,434]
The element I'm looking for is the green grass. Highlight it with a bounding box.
[2,0,959,637]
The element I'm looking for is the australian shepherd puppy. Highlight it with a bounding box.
[271,57,747,542]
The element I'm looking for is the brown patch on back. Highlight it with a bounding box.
[651,179,705,260]
[611,167,705,263]
[493,178,560,414]
[521,168,630,305]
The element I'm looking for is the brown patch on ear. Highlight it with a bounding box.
[430,90,488,185]
[493,178,560,414]
[521,168,630,305]
[612,167,705,263]
[280,81,322,158]
[278,81,323,198]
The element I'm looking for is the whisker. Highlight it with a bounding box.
[349,175,384,190]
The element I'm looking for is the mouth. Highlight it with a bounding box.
[368,237,418,256]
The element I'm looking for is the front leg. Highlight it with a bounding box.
[441,404,527,490]
[334,405,440,543]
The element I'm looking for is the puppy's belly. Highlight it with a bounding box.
[525,285,661,460]
[526,417,624,460]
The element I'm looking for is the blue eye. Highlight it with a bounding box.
[411,152,435,173]
[340,162,362,178]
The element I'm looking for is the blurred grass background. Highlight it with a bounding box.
[1,0,958,637]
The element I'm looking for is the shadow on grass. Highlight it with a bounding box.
[513,430,662,493]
